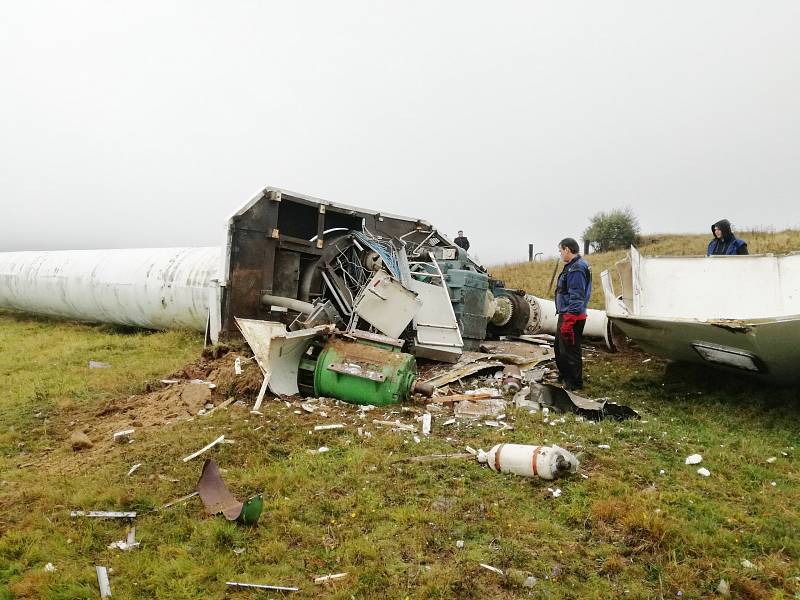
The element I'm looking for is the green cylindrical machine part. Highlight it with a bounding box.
[313,338,419,406]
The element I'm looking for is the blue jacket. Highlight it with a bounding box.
[555,255,592,314]
[707,237,747,256]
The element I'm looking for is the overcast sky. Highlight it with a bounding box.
[2,1,798,264]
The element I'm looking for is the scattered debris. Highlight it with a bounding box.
[226,581,300,592]
[71,511,136,519]
[182,435,225,462]
[501,364,523,393]
[314,573,348,584]
[697,467,711,477]
[158,491,199,511]
[530,383,639,421]
[477,444,579,480]
[548,487,563,498]
[741,559,755,569]
[201,396,236,417]
[113,429,134,444]
[480,563,505,576]
[196,459,263,525]
[685,454,703,465]
[95,566,112,599]
[89,360,111,369]
[314,424,344,431]
[44,562,56,572]
[716,578,730,597]
[108,527,140,551]
[421,413,432,435]
[455,540,465,549]
[70,431,93,451]
[372,419,416,432]
[454,397,507,419]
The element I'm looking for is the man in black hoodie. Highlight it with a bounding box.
[707,219,748,256]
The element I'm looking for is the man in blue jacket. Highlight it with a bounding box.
[554,238,592,390]
[707,219,748,256]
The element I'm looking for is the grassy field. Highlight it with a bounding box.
[1,232,800,599]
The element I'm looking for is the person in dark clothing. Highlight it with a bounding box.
[554,237,592,390]
[707,219,748,256]
[454,230,470,251]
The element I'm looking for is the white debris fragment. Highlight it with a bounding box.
[455,540,464,549]
[301,403,316,413]
[89,360,111,369]
[317,446,330,454]
[716,578,730,597]
[314,572,348,584]
[413,435,421,444]
[659,469,666,476]
[697,467,711,477]
[96,566,112,599]
[442,418,456,426]
[524,576,537,587]
[113,429,134,444]
[770,481,777,487]
[766,456,777,463]
[741,559,755,569]
[233,547,245,555]
[597,444,610,450]
[548,487,562,498]
[479,563,504,576]
[685,454,703,465]
[127,463,142,477]
[182,435,225,462]
[422,413,432,436]
[234,357,242,375]
[44,562,56,572]
[314,424,344,431]
[161,379,179,384]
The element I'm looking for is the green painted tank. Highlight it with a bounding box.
[308,334,432,405]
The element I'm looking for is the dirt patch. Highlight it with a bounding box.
[61,351,266,454]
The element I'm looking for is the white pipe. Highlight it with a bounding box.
[525,295,613,350]
[0,247,221,331]
[260,294,315,314]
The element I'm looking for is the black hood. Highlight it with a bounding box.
[711,219,734,241]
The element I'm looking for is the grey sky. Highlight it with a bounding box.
[2,1,798,264]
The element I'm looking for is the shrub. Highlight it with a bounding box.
[583,207,640,252]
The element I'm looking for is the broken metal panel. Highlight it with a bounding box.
[197,459,263,525]
[0,247,220,332]
[531,383,639,421]
[603,247,800,382]
[267,326,332,395]
[235,319,288,375]
[352,271,422,338]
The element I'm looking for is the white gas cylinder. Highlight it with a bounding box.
[476,443,579,480]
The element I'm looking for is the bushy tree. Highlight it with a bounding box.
[583,207,640,252]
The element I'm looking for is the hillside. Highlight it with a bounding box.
[490,228,800,310]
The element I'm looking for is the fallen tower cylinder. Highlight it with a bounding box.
[0,247,221,331]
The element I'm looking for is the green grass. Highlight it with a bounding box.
[2,230,800,599]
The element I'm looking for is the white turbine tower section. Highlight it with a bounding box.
[0,247,221,331]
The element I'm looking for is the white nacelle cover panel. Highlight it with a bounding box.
[633,252,800,319]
